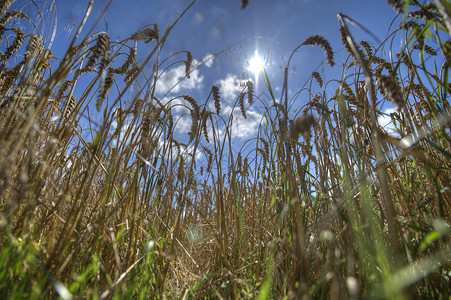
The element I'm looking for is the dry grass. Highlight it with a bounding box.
[0,0,450,299]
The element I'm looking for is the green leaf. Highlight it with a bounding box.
[419,219,451,252]
[419,230,442,252]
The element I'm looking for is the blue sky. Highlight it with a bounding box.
[8,0,403,164]
[46,0,399,104]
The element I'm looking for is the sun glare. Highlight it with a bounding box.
[248,52,265,76]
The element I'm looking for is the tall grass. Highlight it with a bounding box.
[0,0,450,298]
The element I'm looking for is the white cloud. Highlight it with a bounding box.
[203,54,214,68]
[231,110,264,138]
[174,114,192,134]
[166,137,203,163]
[155,65,204,95]
[183,144,203,161]
[220,105,265,139]
[173,104,263,142]
[109,114,137,148]
[218,74,239,102]
[378,107,400,138]
[172,113,215,144]
[163,96,191,115]
[155,55,214,95]
[216,74,251,104]
[194,53,214,68]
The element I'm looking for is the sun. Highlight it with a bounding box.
[247,52,265,76]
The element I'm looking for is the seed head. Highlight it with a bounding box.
[290,114,316,140]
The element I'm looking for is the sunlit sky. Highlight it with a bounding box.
[11,0,402,160]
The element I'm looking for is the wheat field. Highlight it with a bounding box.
[0,0,450,299]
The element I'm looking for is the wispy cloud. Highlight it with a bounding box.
[155,54,214,95]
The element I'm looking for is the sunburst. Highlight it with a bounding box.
[247,51,265,77]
